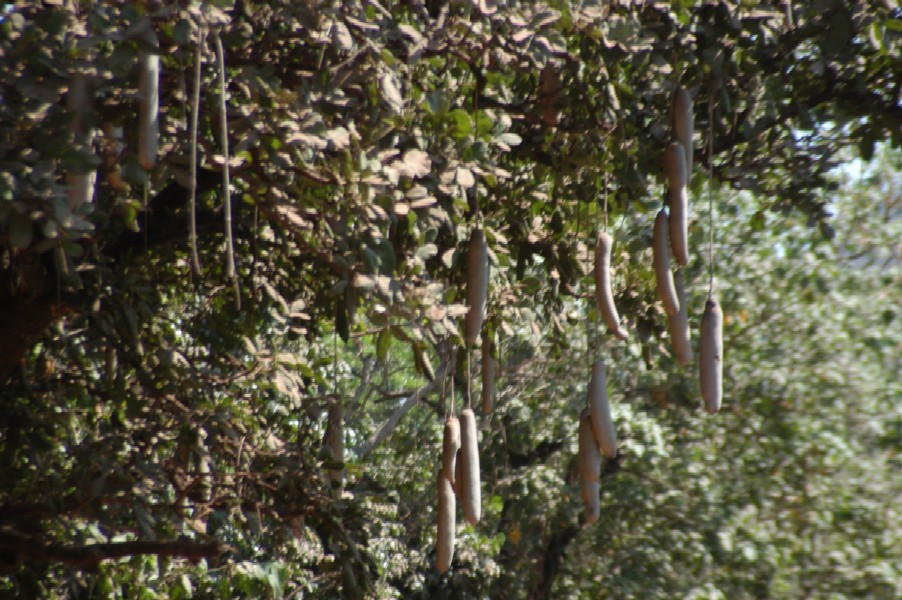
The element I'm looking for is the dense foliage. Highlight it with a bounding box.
[1,0,900,598]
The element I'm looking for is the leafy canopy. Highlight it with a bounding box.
[0,0,900,598]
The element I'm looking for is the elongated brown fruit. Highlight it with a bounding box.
[195,451,212,504]
[580,475,600,525]
[668,185,689,266]
[481,335,495,413]
[436,468,456,574]
[664,138,689,266]
[699,298,723,414]
[68,75,90,136]
[190,436,212,504]
[588,360,617,458]
[415,345,435,382]
[464,228,489,347]
[442,416,460,487]
[668,269,692,367]
[671,85,693,178]
[67,171,96,211]
[594,231,628,340]
[653,209,680,316]
[459,408,481,525]
[138,44,160,170]
[67,75,96,210]
[452,447,463,498]
[663,140,687,191]
[578,408,601,483]
[538,63,561,126]
[325,397,344,488]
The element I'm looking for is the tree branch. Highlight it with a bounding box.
[532,525,579,600]
[508,439,564,469]
[0,525,224,573]
[358,356,454,458]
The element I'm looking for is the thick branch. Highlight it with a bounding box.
[0,525,224,573]
[0,297,65,381]
[532,525,579,600]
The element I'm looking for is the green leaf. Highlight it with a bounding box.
[449,109,472,139]
[749,210,765,232]
[376,329,391,362]
[336,303,349,342]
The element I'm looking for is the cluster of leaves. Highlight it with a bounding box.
[0,0,900,598]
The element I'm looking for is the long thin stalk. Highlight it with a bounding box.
[188,28,204,275]
[707,81,715,298]
[212,30,235,282]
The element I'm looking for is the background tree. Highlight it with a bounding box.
[0,1,900,598]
